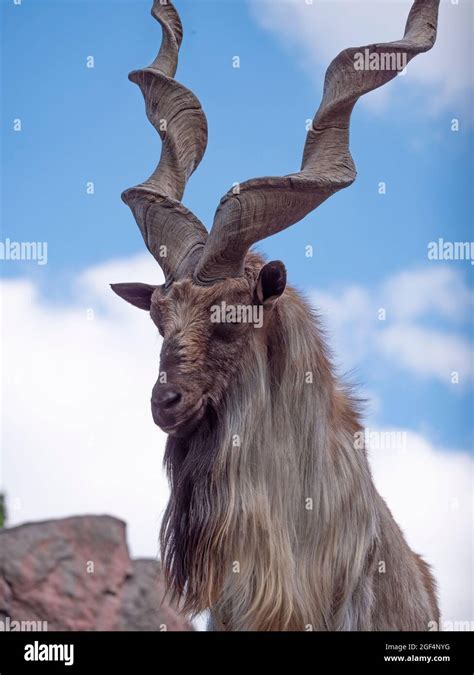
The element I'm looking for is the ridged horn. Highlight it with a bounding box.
[194,0,440,284]
[122,0,209,283]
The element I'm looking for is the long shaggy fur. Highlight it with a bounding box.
[160,284,439,631]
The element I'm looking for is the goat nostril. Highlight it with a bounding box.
[153,388,182,410]
[161,390,181,408]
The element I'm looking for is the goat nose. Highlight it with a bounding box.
[152,386,182,410]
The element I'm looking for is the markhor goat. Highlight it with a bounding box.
[112,0,440,631]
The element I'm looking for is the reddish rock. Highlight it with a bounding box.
[0,515,192,631]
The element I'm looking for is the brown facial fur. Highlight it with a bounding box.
[149,253,270,436]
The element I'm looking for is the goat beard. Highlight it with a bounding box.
[160,404,226,615]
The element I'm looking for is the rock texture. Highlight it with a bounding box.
[0,515,192,631]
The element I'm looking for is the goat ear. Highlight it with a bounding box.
[110,282,157,311]
[255,261,287,306]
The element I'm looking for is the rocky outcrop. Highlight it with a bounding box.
[0,515,192,631]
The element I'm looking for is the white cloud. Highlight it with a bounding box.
[378,324,473,382]
[249,0,472,113]
[369,431,473,623]
[0,253,169,558]
[314,266,474,386]
[316,284,374,366]
[0,256,472,624]
[382,267,474,323]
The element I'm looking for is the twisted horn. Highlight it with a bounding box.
[194,0,439,284]
[122,0,208,283]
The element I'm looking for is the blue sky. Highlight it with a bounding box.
[1,0,473,620]
[2,0,472,450]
